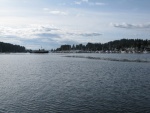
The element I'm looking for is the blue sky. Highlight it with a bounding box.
[0,0,150,49]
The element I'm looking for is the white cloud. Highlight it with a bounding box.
[88,2,106,6]
[74,0,89,5]
[0,24,63,49]
[112,22,150,29]
[79,33,102,36]
[43,8,68,16]
[66,32,102,37]
[74,0,105,6]
[0,24,103,49]
[49,10,68,16]
[0,24,59,40]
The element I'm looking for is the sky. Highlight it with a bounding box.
[0,0,150,49]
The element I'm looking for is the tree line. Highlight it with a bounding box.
[0,42,26,52]
[54,39,150,52]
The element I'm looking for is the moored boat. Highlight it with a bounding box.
[143,48,150,54]
[30,49,49,53]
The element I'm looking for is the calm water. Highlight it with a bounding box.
[0,53,150,113]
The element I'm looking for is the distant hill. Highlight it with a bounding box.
[0,42,26,53]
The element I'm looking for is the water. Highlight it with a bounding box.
[0,53,150,113]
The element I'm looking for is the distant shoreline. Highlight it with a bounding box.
[53,39,150,54]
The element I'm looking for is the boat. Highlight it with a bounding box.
[30,49,49,53]
[144,48,150,54]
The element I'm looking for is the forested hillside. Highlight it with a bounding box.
[55,39,150,52]
[0,42,26,52]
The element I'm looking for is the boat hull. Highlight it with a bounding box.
[30,50,49,53]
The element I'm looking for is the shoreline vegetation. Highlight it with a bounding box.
[0,38,150,54]
[0,42,26,53]
[52,39,150,54]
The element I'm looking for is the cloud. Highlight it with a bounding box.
[67,32,102,37]
[74,0,105,6]
[0,24,103,49]
[40,26,59,32]
[49,10,68,15]
[79,33,102,37]
[36,33,61,38]
[0,24,63,49]
[0,25,60,41]
[112,22,150,29]
[43,8,68,16]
